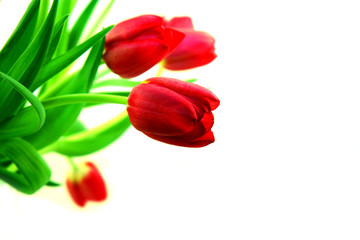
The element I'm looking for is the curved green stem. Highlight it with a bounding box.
[41,93,128,109]
[66,157,79,172]
[39,110,129,155]
[64,110,128,142]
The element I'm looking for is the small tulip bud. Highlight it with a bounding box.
[66,161,107,207]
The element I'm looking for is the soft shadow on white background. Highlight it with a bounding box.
[1,0,360,240]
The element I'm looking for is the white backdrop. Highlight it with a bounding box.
[1,0,360,239]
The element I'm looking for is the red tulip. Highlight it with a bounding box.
[126,77,220,147]
[66,161,107,207]
[163,16,217,70]
[103,15,185,78]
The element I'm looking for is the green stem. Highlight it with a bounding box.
[66,157,79,172]
[39,110,129,155]
[64,110,128,142]
[41,93,128,109]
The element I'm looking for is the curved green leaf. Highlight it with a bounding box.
[0,72,45,137]
[0,138,51,194]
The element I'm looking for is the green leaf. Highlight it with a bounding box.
[84,0,115,39]
[46,180,62,187]
[0,0,58,123]
[0,72,46,139]
[35,0,50,32]
[56,0,77,23]
[51,0,77,58]
[0,0,40,73]
[67,0,99,50]
[64,120,87,136]
[0,107,41,139]
[0,138,51,194]
[44,15,69,63]
[52,111,131,156]
[32,26,113,91]
[25,37,106,150]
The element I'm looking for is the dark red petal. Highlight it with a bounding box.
[189,130,215,144]
[66,180,87,207]
[144,77,220,111]
[127,83,199,135]
[166,16,194,30]
[105,15,164,46]
[143,130,215,148]
[80,162,107,201]
[182,112,214,140]
[103,39,168,78]
[163,31,217,70]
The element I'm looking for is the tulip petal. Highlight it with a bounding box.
[163,28,186,53]
[182,111,214,140]
[66,180,87,207]
[127,83,199,135]
[80,162,107,201]
[103,39,169,78]
[164,31,217,71]
[143,130,215,148]
[166,16,194,30]
[144,77,220,111]
[105,15,164,45]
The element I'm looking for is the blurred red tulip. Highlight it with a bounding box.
[103,15,185,78]
[126,77,220,147]
[163,16,217,70]
[66,161,107,207]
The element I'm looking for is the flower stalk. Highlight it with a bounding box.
[41,93,128,109]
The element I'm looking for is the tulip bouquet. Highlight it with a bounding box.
[0,0,219,207]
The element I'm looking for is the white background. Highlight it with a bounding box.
[1,0,360,239]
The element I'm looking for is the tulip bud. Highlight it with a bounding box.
[163,17,217,70]
[103,15,185,78]
[66,161,107,207]
[126,77,220,147]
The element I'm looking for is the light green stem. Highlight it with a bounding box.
[66,157,79,172]
[39,110,129,155]
[65,110,128,142]
[41,93,128,109]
